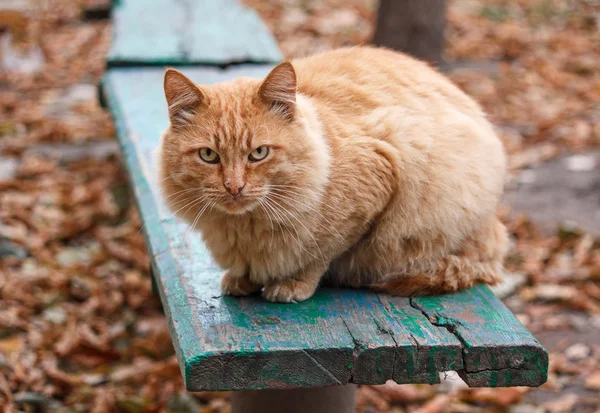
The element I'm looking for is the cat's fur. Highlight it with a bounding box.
[159,46,508,303]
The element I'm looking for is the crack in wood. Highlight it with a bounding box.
[374,294,399,380]
[339,316,362,383]
[409,297,469,374]
[300,350,342,385]
[409,298,536,375]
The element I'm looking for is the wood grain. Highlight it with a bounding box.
[101,65,548,391]
[411,287,549,387]
[108,0,283,66]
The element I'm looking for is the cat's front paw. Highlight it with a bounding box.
[262,279,317,303]
[221,271,262,296]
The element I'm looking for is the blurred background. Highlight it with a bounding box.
[0,0,599,412]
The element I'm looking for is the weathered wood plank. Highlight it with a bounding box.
[411,286,549,387]
[108,0,283,66]
[101,65,548,390]
[378,295,463,384]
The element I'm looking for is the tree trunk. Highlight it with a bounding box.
[372,0,447,65]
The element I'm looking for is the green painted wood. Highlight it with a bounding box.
[411,286,549,387]
[108,0,283,66]
[101,65,548,391]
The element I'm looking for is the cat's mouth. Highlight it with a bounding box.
[219,196,259,215]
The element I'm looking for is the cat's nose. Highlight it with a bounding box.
[224,181,246,197]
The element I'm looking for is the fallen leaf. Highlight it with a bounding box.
[54,318,81,356]
[0,335,24,354]
[461,387,529,406]
[370,382,435,404]
[564,343,590,361]
[356,386,389,412]
[413,394,451,413]
[521,284,577,302]
[543,393,579,413]
[585,370,600,390]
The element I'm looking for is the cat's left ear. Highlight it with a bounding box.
[258,61,296,121]
[164,68,206,129]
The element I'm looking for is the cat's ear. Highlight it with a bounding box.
[258,61,296,121]
[164,68,206,128]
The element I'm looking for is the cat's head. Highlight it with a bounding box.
[159,62,330,222]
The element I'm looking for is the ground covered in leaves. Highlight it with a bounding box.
[1,0,599,412]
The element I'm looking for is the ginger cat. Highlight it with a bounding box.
[159,46,508,303]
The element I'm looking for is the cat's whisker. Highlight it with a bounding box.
[268,192,345,249]
[267,189,346,242]
[135,193,201,237]
[193,201,214,229]
[135,194,202,237]
[168,194,209,218]
[262,197,318,261]
[161,187,205,201]
[186,200,215,238]
[257,199,275,249]
[156,173,191,184]
[180,200,208,233]
[165,194,206,211]
[266,196,326,264]
[267,181,325,197]
[170,196,214,236]
[268,191,342,234]
[133,189,206,236]
[260,198,286,251]
[269,186,372,225]
[272,205,326,264]
[265,205,310,261]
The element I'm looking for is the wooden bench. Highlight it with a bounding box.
[100,1,548,411]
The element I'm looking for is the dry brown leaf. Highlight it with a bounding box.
[0,372,13,404]
[543,393,579,413]
[521,284,578,302]
[54,318,81,356]
[357,386,390,412]
[370,382,435,404]
[43,361,84,387]
[585,370,600,390]
[412,394,451,413]
[460,387,529,406]
[3,1,600,412]
[91,388,116,413]
[0,336,24,355]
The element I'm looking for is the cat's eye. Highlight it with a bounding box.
[249,146,269,162]
[199,148,220,164]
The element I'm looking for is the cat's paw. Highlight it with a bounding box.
[221,271,262,296]
[262,279,317,303]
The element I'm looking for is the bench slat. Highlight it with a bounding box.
[411,288,548,386]
[108,0,283,66]
[101,65,548,391]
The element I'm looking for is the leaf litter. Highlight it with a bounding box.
[1,0,599,412]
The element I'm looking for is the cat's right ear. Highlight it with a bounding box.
[163,68,206,129]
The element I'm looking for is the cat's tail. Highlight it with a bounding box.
[372,259,502,296]
[372,216,508,296]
